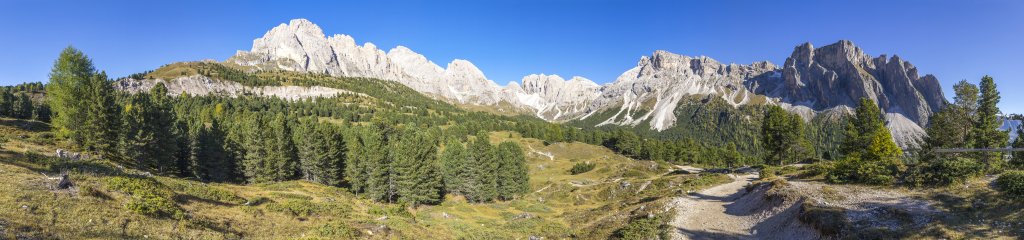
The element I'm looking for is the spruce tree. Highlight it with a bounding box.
[495,141,529,200]
[81,71,119,158]
[828,98,905,185]
[295,119,347,186]
[47,46,96,145]
[761,105,811,165]
[440,139,471,196]
[467,131,497,202]
[394,127,442,206]
[974,76,1009,170]
[0,88,12,117]
[14,93,32,119]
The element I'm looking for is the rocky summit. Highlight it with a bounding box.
[220,19,945,148]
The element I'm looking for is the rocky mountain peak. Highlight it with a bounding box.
[761,40,945,128]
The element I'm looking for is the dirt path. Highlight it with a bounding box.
[669,174,760,239]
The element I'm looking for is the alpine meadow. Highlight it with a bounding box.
[1,1,1023,239]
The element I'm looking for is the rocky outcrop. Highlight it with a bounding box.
[229,19,503,105]
[507,74,601,121]
[115,75,351,100]
[749,40,945,127]
[583,51,777,130]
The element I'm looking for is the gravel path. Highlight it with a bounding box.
[669,174,760,239]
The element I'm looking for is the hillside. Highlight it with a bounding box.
[0,118,731,239]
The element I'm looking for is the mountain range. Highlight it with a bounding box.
[129,19,947,148]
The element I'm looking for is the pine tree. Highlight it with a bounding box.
[14,92,32,119]
[761,105,811,165]
[146,83,181,174]
[828,98,905,185]
[394,127,442,206]
[495,141,529,200]
[47,46,96,145]
[81,71,119,158]
[440,139,471,196]
[193,120,238,182]
[974,76,1009,170]
[295,119,347,186]
[365,124,398,202]
[118,94,154,169]
[0,88,12,117]
[467,131,497,202]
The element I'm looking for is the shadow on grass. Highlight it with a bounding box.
[0,118,51,132]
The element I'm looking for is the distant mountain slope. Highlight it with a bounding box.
[222,19,945,148]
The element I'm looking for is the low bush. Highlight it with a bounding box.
[308,221,361,239]
[614,215,666,240]
[105,176,185,219]
[569,162,596,175]
[995,170,1024,197]
[906,157,982,186]
[798,202,848,235]
[367,204,412,218]
[826,155,904,185]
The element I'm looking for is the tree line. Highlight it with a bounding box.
[757,74,1022,186]
[0,82,50,121]
[43,46,531,206]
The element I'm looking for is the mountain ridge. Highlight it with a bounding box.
[213,19,946,148]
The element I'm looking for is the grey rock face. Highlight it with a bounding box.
[749,40,945,127]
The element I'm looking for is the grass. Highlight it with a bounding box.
[0,119,732,239]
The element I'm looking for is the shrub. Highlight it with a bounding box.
[911,157,982,186]
[309,221,360,239]
[105,176,185,219]
[569,162,596,175]
[826,155,905,185]
[995,171,1024,197]
[615,216,665,240]
[367,204,412,218]
[760,166,778,179]
[798,202,848,235]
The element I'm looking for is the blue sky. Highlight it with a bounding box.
[1,0,1021,113]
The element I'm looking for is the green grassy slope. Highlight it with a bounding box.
[0,118,730,239]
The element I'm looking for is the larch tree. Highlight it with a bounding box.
[47,46,96,145]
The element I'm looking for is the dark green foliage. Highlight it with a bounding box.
[495,141,529,200]
[189,120,238,182]
[466,131,498,202]
[293,118,347,186]
[440,139,472,196]
[117,86,180,175]
[828,98,904,185]
[973,76,1009,170]
[994,171,1024,197]
[81,72,119,158]
[393,127,443,206]
[908,157,982,186]
[761,105,813,165]
[105,176,185,219]
[239,113,299,183]
[569,162,596,175]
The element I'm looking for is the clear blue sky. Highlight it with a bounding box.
[1,0,1021,113]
